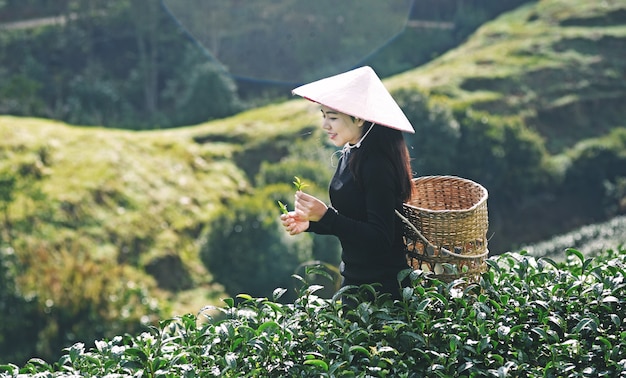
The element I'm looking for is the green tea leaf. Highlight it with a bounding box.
[566,248,584,264]
[573,318,598,333]
[277,200,289,214]
[293,176,308,191]
[124,348,148,362]
[223,298,235,308]
[225,352,237,369]
[236,293,253,301]
[610,314,621,327]
[273,287,288,301]
[349,345,371,357]
[303,359,329,371]
[258,321,280,334]
[0,365,18,374]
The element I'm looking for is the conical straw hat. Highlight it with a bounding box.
[292,66,414,133]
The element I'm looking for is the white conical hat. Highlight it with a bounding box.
[292,66,414,133]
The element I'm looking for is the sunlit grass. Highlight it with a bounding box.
[386,0,626,130]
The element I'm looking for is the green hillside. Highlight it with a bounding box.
[387,0,626,153]
[1,0,626,364]
[0,99,315,312]
[2,0,625,308]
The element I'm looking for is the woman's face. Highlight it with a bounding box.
[320,106,365,147]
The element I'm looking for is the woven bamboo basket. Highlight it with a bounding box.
[397,176,489,284]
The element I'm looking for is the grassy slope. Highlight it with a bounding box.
[0,101,316,315]
[2,0,625,316]
[386,0,626,153]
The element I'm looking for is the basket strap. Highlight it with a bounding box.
[395,210,489,260]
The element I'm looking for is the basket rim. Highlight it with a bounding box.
[404,175,488,214]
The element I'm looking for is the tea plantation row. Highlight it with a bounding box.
[1,247,625,377]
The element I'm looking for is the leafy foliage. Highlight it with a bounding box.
[524,215,626,260]
[161,46,243,126]
[394,88,461,176]
[453,109,552,203]
[562,128,626,210]
[0,1,243,129]
[0,247,40,366]
[0,0,536,129]
[2,247,624,377]
[0,241,162,366]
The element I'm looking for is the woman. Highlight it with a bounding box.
[281,66,415,301]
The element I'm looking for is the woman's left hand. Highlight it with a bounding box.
[294,191,328,222]
[280,212,309,235]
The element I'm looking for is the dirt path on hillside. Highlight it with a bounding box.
[1,13,76,30]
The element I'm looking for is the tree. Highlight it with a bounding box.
[161,46,243,126]
[129,0,160,117]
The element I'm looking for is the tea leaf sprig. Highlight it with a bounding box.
[278,200,289,214]
[277,176,308,214]
[293,176,308,191]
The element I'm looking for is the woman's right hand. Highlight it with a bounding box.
[280,211,309,235]
[294,191,328,222]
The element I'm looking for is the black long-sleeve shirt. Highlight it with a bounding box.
[307,149,409,284]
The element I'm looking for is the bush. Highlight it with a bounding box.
[522,215,626,258]
[562,128,626,211]
[0,246,40,366]
[394,93,551,203]
[454,109,551,203]
[0,241,162,366]
[161,46,243,127]
[7,247,625,376]
[64,64,130,127]
[200,185,313,299]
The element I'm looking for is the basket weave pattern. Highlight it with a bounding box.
[400,176,489,283]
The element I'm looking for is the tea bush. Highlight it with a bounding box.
[3,247,624,377]
[0,166,163,366]
[523,215,626,260]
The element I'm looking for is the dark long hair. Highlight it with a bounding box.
[349,122,414,202]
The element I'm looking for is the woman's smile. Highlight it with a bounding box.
[320,105,364,147]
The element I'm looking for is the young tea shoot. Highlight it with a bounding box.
[277,177,308,214]
[278,200,289,214]
[293,176,308,191]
